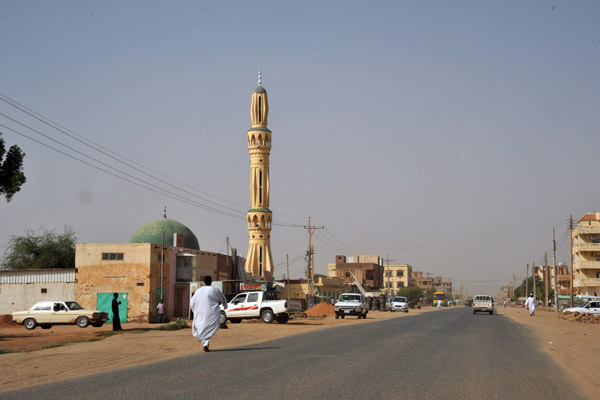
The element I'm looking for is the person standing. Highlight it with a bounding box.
[112,293,122,331]
[157,300,166,323]
[524,293,536,316]
[189,275,228,352]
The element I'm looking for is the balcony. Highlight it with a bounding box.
[576,278,600,287]
[573,261,600,270]
[573,242,600,252]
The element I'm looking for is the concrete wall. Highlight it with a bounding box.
[0,282,76,314]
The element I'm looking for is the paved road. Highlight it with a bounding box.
[1,308,585,400]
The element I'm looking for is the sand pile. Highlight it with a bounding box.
[0,315,17,328]
[305,302,335,317]
[559,311,600,323]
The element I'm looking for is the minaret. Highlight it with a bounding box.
[246,71,274,281]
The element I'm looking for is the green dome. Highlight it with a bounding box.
[130,218,200,250]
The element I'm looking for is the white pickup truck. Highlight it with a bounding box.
[472,295,495,315]
[219,291,302,324]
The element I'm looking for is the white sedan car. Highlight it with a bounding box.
[12,301,109,330]
[562,301,600,316]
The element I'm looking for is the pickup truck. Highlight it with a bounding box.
[219,291,302,324]
[334,293,369,319]
[472,295,495,315]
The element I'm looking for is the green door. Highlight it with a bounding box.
[97,292,128,323]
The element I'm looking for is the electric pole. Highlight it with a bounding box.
[553,228,558,312]
[304,217,324,306]
[532,262,536,300]
[526,264,529,298]
[569,214,574,307]
[544,251,548,307]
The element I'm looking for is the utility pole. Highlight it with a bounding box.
[532,262,536,300]
[553,228,558,312]
[385,255,396,296]
[512,275,515,299]
[544,251,548,307]
[304,217,324,306]
[526,264,529,298]
[569,214,574,307]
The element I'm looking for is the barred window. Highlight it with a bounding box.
[102,252,124,261]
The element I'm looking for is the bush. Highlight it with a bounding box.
[157,318,189,330]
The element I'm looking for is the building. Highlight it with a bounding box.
[572,212,600,296]
[536,263,571,297]
[327,255,384,290]
[410,271,452,295]
[246,72,274,282]
[0,269,76,314]
[410,270,433,291]
[76,216,239,322]
[383,264,413,296]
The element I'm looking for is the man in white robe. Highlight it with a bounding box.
[190,275,228,352]
[524,293,536,316]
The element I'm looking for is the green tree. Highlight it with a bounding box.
[514,276,549,300]
[2,227,76,270]
[0,132,26,202]
[424,287,436,304]
[395,286,423,307]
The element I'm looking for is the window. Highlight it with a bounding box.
[102,253,124,261]
[396,270,404,277]
[41,288,47,294]
[247,293,259,302]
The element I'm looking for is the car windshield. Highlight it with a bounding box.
[65,302,83,310]
[339,295,361,302]
[393,297,407,302]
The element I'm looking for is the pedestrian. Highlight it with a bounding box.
[112,293,122,331]
[437,299,442,308]
[524,293,536,316]
[189,275,228,352]
[330,297,335,305]
[157,300,166,323]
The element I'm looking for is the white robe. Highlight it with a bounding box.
[524,296,536,314]
[190,285,228,346]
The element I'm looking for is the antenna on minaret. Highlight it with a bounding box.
[258,68,261,86]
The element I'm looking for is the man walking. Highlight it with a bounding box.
[524,293,536,316]
[157,300,166,323]
[112,293,122,331]
[189,275,228,352]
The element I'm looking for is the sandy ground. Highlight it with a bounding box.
[1,306,598,398]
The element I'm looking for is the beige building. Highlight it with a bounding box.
[281,276,348,308]
[572,212,600,296]
[383,264,413,296]
[246,73,274,282]
[328,255,384,290]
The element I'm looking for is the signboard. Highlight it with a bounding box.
[240,283,266,291]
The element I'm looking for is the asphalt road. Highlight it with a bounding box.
[1,308,585,400]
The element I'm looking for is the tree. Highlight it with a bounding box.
[2,227,76,270]
[424,287,436,304]
[395,286,423,308]
[0,132,26,202]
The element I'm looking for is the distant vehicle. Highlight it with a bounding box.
[465,300,473,307]
[433,291,447,306]
[219,291,302,324]
[11,301,108,330]
[563,301,600,316]
[390,296,409,313]
[472,295,495,315]
[334,293,368,319]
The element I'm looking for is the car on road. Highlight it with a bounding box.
[390,296,409,312]
[472,295,495,315]
[334,293,368,319]
[11,301,109,330]
[219,291,302,325]
[562,301,600,316]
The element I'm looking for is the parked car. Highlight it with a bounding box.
[390,296,409,313]
[219,291,302,324]
[563,301,600,316]
[11,301,109,330]
[334,293,368,319]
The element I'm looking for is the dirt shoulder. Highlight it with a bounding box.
[1,306,598,397]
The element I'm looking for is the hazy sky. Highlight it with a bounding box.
[1,1,598,295]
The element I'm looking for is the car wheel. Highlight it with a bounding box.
[40,324,52,329]
[405,309,409,313]
[276,314,289,324]
[219,311,227,326]
[335,313,339,319]
[489,310,493,315]
[261,309,274,323]
[340,314,345,319]
[362,312,367,319]
[76,316,90,328]
[24,318,37,330]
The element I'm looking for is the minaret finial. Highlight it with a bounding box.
[163,206,167,218]
[258,68,261,86]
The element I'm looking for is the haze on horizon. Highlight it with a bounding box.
[1,1,599,296]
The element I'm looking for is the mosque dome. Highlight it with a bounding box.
[130,218,200,250]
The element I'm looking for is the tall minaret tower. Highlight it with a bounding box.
[246,71,274,281]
